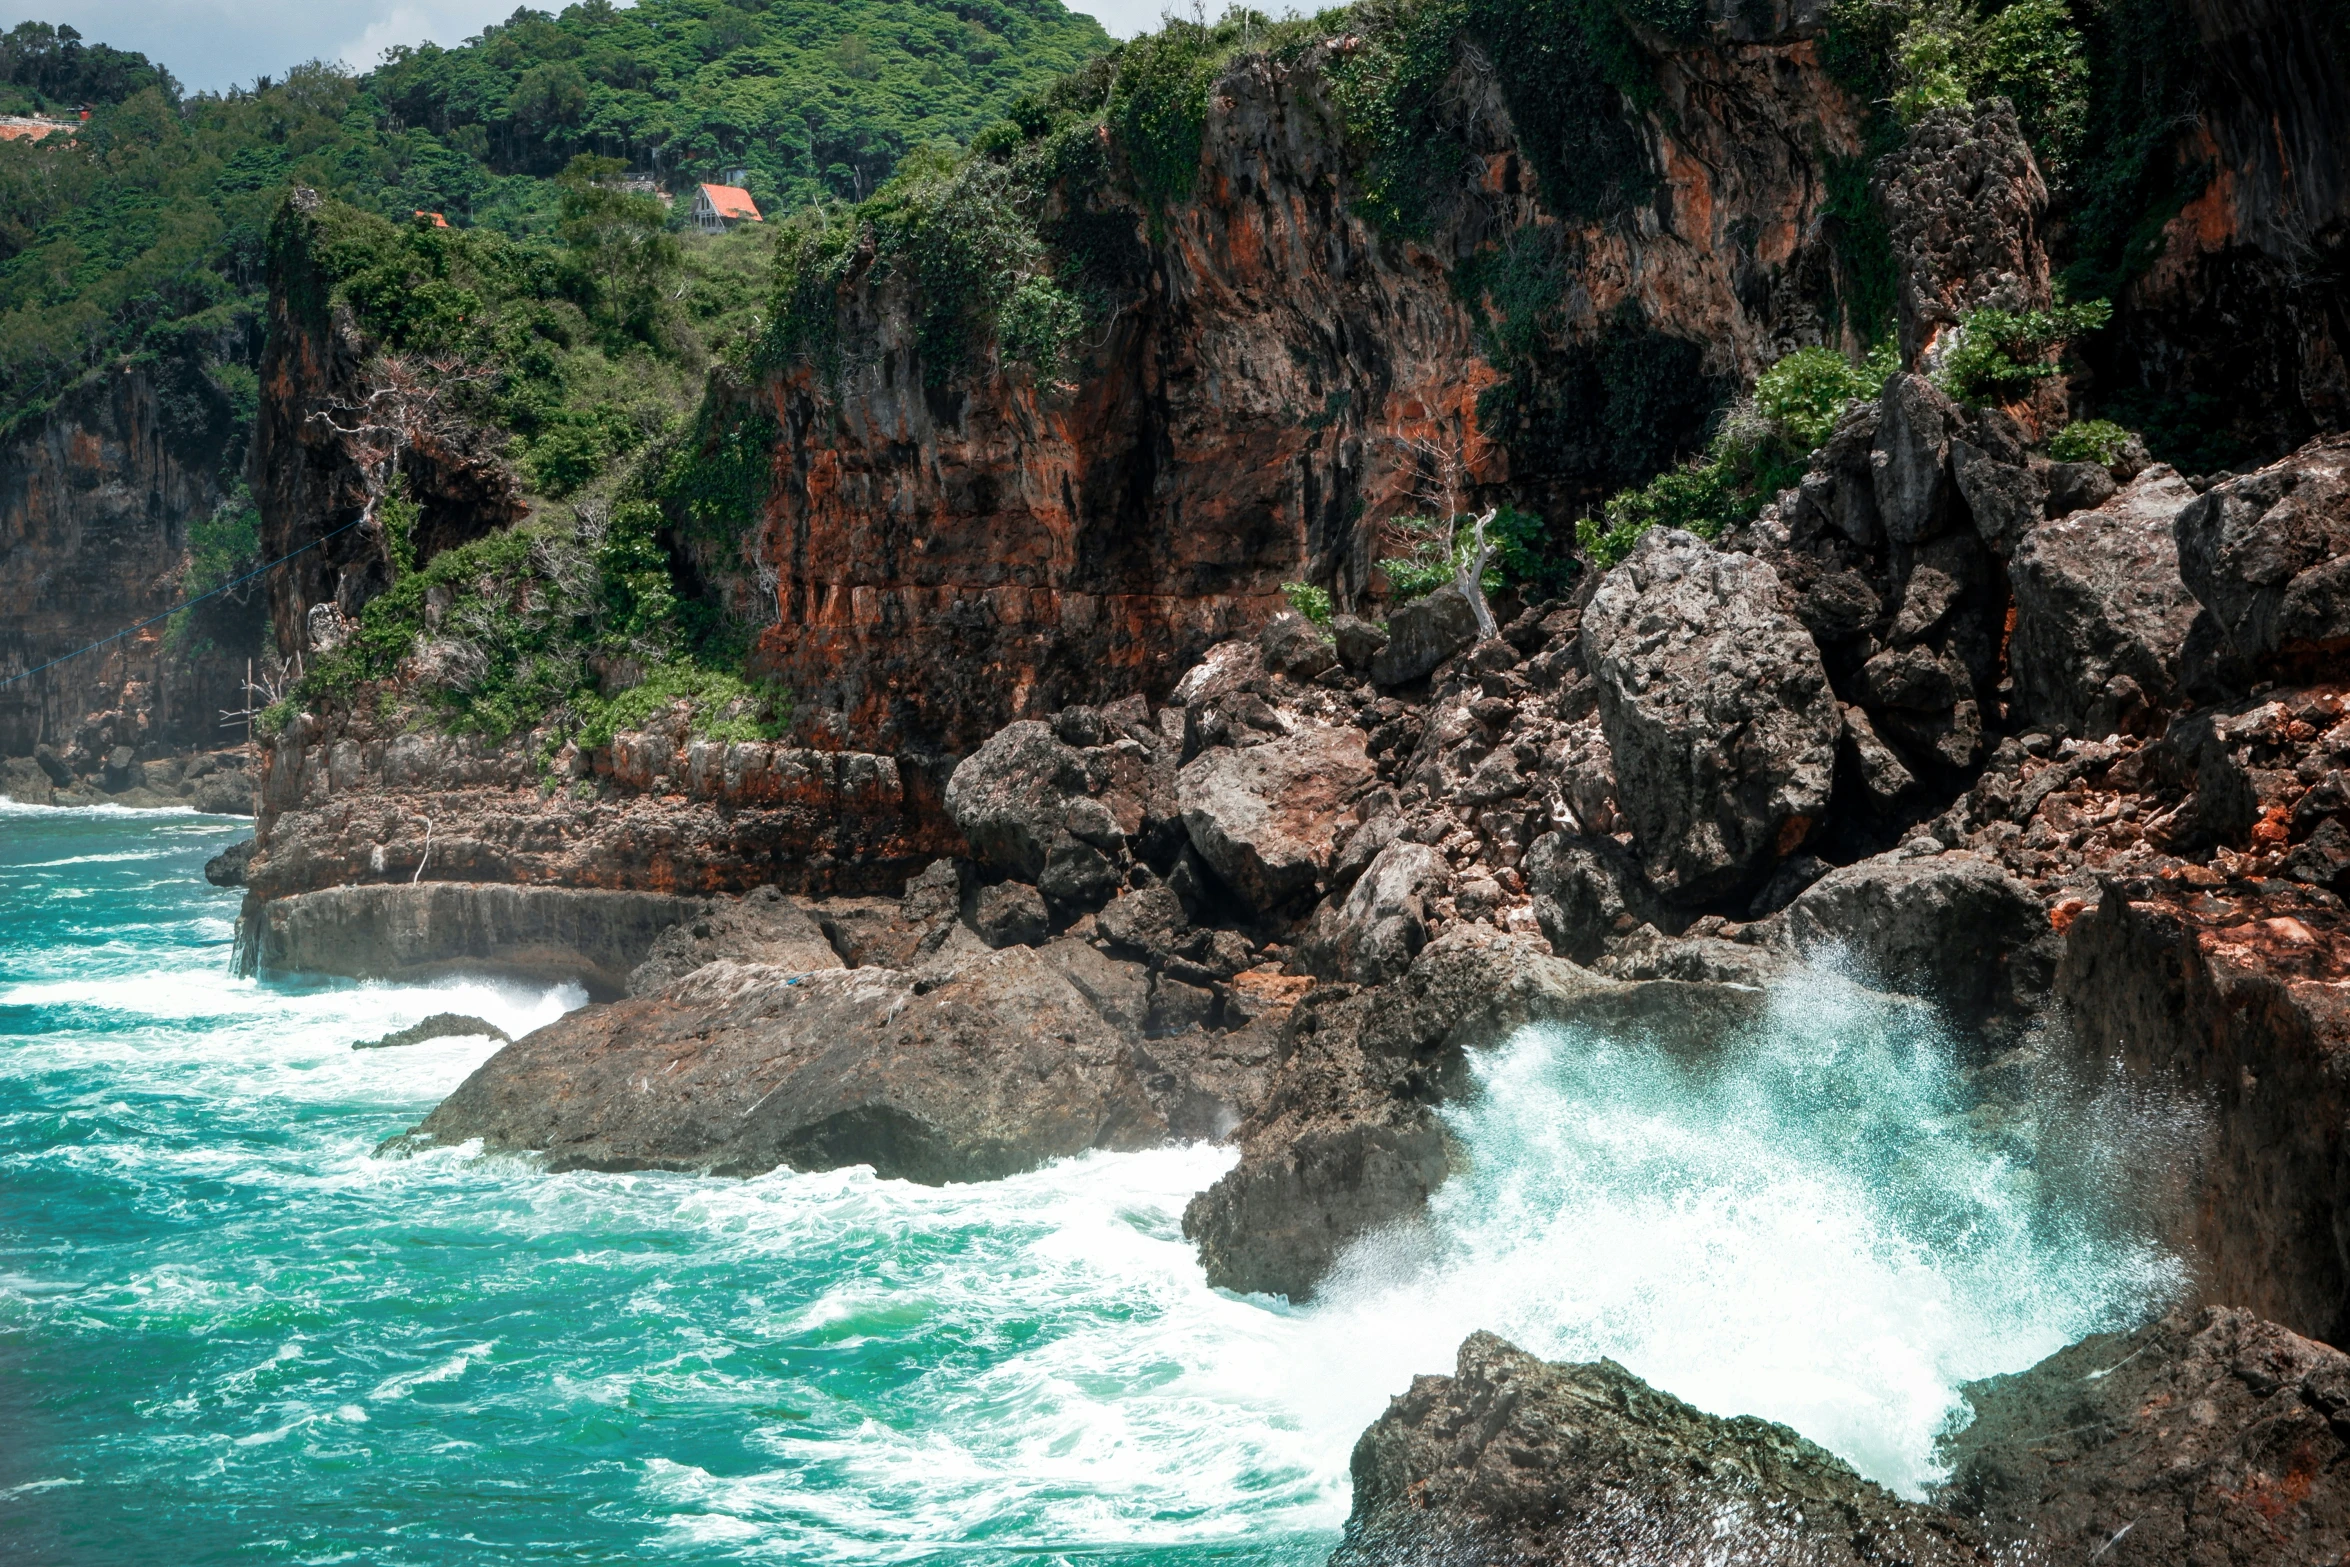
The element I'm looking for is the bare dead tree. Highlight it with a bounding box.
[1393,433,1500,639]
[303,354,495,571]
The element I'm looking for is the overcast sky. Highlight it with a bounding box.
[1,0,1178,95]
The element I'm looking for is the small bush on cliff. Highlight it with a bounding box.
[1282,582,1334,625]
[285,491,778,750]
[1935,298,2110,405]
[1581,342,1896,568]
[2047,417,2134,466]
[1825,0,2086,173]
[1379,504,1563,602]
[762,149,1086,392]
[1755,341,1897,448]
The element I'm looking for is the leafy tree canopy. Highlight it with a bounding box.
[0,0,1110,445]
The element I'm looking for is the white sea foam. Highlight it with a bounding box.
[1,811,2192,1559]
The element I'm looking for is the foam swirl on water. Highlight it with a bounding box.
[0,809,2183,1561]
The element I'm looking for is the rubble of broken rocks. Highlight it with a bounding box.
[407,414,2350,1565]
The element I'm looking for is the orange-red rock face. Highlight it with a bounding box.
[2106,0,2350,446]
[750,37,1865,766]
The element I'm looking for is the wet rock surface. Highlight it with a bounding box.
[407,947,1175,1181]
[1940,1306,2350,1565]
[1335,1331,1989,1567]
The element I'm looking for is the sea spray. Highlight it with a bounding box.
[3,808,2194,1560]
[1300,972,2194,1498]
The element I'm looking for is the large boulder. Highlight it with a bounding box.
[1298,839,1450,983]
[407,944,1169,1182]
[2009,467,2202,735]
[2059,884,2350,1344]
[2174,433,2350,668]
[1370,585,1480,688]
[1940,1306,2350,1566]
[626,884,845,996]
[1872,373,1967,544]
[1176,723,1375,915]
[943,720,1093,883]
[1581,530,1839,903]
[1778,849,2047,1030]
[1334,1332,1988,1567]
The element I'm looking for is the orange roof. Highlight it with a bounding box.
[0,115,74,143]
[413,210,450,227]
[698,183,762,222]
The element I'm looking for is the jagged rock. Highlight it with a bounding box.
[2009,467,2201,735]
[1778,849,2046,1029]
[1940,1306,2350,1566]
[1096,883,1192,961]
[355,1013,511,1051]
[1370,586,1480,688]
[1335,1332,1988,1567]
[1877,102,2052,365]
[33,744,70,786]
[1595,928,1795,989]
[406,946,1170,1181]
[2174,433,2350,667]
[2059,885,2350,1343]
[1581,529,1839,902]
[944,721,1094,882]
[1793,401,1884,546]
[1330,613,1388,672]
[1840,704,1917,811]
[2287,816,2350,895]
[1258,610,1337,679]
[1951,439,2045,558]
[968,880,1048,949]
[250,883,704,1000]
[1522,831,1640,965]
[1748,851,1832,920]
[626,885,845,996]
[100,744,141,793]
[1299,839,1449,983]
[1177,724,1375,915]
[2044,459,2118,516]
[189,768,255,815]
[1329,810,1401,892]
[1872,373,1966,544]
[204,838,255,888]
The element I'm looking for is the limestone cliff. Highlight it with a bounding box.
[749,21,1867,765]
[0,365,266,771]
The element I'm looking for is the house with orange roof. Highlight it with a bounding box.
[692,182,761,234]
[413,211,450,228]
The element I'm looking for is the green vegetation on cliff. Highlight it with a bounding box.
[0,0,1108,445]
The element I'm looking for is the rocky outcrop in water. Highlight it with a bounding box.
[246,883,705,999]
[1333,1331,1990,1567]
[404,871,1292,1177]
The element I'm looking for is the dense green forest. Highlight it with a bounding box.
[0,0,1109,447]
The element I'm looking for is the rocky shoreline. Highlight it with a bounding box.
[338,405,2350,1558]
[10,0,2344,1554]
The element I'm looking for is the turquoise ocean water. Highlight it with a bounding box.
[2,805,2182,1564]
